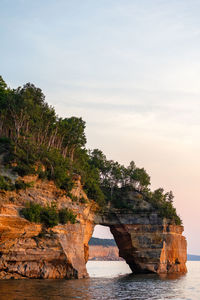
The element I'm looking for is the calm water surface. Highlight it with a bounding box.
[0,261,199,300]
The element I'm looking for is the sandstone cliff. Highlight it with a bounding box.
[96,206,187,274]
[89,245,123,261]
[0,175,187,279]
[0,175,96,279]
[0,77,187,279]
[110,223,187,274]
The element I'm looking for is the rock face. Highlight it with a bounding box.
[0,176,187,279]
[96,207,187,275]
[0,216,94,279]
[110,224,187,274]
[0,176,96,279]
[89,245,123,261]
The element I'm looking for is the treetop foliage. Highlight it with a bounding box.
[0,77,182,225]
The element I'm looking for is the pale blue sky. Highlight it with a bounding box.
[1,0,200,253]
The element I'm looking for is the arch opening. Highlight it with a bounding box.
[86,225,131,277]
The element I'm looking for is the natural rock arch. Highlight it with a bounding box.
[0,179,187,279]
[94,208,187,274]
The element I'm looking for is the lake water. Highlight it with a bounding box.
[0,261,199,299]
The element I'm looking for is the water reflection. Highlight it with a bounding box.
[0,262,198,300]
[113,273,187,300]
[0,279,93,300]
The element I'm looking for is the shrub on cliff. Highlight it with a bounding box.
[157,201,182,225]
[145,188,182,225]
[21,202,77,227]
[59,208,77,224]
[0,175,34,192]
[0,175,15,191]
[13,163,36,177]
[21,202,59,227]
[84,178,105,207]
[21,202,42,223]
[15,180,33,190]
[40,202,59,228]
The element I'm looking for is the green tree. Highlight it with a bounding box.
[129,166,150,191]
[60,117,86,161]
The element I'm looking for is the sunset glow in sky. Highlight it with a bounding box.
[1,0,200,254]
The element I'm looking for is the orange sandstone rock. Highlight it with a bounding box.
[89,245,123,261]
[0,177,96,279]
[109,223,187,274]
[0,175,187,279]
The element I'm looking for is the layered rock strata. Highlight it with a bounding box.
[0,176,96,279]
[110,223,187,274]
[89,245,123,261]
[0,175,187,278]
[96,203,187,274]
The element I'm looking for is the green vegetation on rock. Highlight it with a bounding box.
[0,175,15,191]
[0,176,32,191]
[0,76,182,225]
[59,208,77,224]
[21,202,77,227]
[15,179,34,190]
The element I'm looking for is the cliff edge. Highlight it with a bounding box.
[95,191,187,275]
[0,175,96,279]
[0,176,187,279]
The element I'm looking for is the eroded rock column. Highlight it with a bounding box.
[110,223,187,274]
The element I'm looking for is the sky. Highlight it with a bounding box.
[1,0,200,254]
